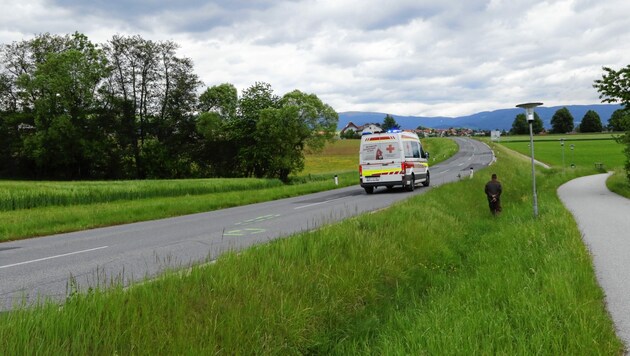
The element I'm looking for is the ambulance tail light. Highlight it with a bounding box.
[359,165,363,176]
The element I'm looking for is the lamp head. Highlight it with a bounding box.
[516,102,543,122]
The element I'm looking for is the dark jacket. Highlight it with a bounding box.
[485,180,502,200]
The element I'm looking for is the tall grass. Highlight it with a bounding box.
[0,178,283,211]
[0,172,357,242]
[0,144,622,354]
[607,168,630,199]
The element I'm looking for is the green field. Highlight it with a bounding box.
[499,134,626,170]
[0,138,456,241]
[301,139,359,175]
[0,142,622,354]
[0,178,284,211]
[497,132,620,142]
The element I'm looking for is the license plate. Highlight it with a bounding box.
[365,177,379,182]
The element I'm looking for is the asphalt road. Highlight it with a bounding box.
[558,173,630,349]
[0,137,494,310]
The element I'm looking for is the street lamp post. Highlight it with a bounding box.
[516,102,543,218]
[560,138,565,171]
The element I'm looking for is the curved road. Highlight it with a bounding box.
[558,173,630,348]
[0,138,493,310]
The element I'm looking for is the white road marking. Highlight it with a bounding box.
[294,197,345,210]
[0,246,108,270]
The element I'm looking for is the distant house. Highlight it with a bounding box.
[359,124,383,135]
[340,122,361,136]
[340,122,384,137]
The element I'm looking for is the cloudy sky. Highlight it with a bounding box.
[1,0,628,117]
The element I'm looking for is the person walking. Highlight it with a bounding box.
[485,173,502,216]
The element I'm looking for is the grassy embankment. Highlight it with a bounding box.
[0,141,624,354]
[0,138,455,242]
[607,171,630,198]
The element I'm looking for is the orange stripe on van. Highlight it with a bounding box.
[366,136,395,141]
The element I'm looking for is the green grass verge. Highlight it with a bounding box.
[607,169,630,199]
[425,137,459,165]
[0,144,622,354]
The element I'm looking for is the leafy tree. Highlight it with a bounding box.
[511,113,528,134]
[0,33,340,182]
[594,65,630,181]
[382,114,398,131]
[608,109,630,132]
[511,112,543,135]
[6,33,112,179]
[532,113,544,134]
[594,65,630,108]
[254,106,306,182]
[197,84,239,169]
[249,89,338,181]
[196,112,224,139]
[550,107,574,133]
[341,128,358,139]
[578,110,602,133]
[152,56,202,178]
[0,72,16,112]
[234,82,280,177]
[195,111,239,177]
[102,35,201,178]
[198,83,238,120]
[279,90,337,151]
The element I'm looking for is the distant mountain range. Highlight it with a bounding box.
[338,104,623,131]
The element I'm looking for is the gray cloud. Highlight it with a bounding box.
[49,0,282,33]
[2,0,630,116]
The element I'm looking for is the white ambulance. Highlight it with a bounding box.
[359,130,430,194]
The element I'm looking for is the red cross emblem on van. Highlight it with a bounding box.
[386,144,395,153]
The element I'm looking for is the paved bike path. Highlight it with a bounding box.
[558,173,630,349]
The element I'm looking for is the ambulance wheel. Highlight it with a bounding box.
[406,174,415,192]
[423,172,430,187]
[364,186,374,194]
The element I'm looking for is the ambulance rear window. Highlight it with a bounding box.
[361,142,398,161]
